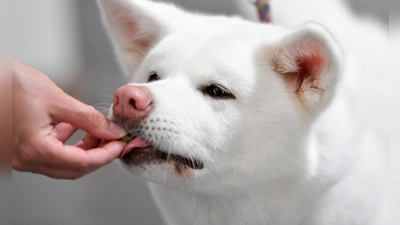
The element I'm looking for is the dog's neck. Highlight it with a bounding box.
[149,177,327,225]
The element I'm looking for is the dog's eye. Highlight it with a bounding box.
[148,73,160,82]
[204,85,235,99]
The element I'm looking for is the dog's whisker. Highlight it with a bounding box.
[142,168,149,177]
[96,109,110,112]
[188,156,198,187]
[163,170,167,188]
[117,76,131,85]
[95,106,112,110]
[94,106,111,115]
[96,111,111,116]
[247,189,266,225]
[90,91,114,99]
[191,156,199,189]
[128,188,150,200]
[107,167,124,181]
[95,102,113,106]
[127,42,146,56]
[96,109,111,113]
[166,139,172,161]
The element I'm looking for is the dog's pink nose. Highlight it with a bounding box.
[112,85,152,119]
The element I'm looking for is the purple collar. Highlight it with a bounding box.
[250,0,272,23]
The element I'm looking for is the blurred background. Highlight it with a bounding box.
[12,0,390,225]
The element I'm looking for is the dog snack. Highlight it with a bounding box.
[119,134,133,143]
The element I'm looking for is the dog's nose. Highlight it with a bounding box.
[112,85,153,119]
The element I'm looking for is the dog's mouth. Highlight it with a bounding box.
[120,136,204,170]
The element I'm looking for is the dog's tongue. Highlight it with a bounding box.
[120,137,150,157]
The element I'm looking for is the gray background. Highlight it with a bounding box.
[12,1,388,225]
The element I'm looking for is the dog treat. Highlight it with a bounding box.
[119,134,133,143]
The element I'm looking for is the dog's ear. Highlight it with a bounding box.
[268,23,343,111]
[98,0,187,76]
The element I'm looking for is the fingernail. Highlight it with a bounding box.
[109,122,127,138]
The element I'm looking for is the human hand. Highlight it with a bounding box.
[12,59,127,179]
[0,60,11,169]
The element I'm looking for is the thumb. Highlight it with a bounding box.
[51,92,126,140]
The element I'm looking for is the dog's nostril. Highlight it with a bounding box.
[129,99,136,109]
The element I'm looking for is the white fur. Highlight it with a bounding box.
[98,0,390,224]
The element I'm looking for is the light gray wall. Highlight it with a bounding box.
[12,0,83,89]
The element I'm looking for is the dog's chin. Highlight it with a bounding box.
[120,154,204,188]
[119,139,204,180]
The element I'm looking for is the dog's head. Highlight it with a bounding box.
[98,0,342,196]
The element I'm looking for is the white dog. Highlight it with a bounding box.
[98,0,389,224]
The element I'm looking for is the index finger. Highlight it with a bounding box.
[51,93,126,140]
